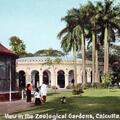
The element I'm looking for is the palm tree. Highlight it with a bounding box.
[83,2,97,83]
[95,0,120,74]
[67,7,88,84]
[76,2,99,84]
[58,19,80,85]
[58,6,89,84]
[86,0,120,84]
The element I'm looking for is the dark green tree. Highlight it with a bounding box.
[95,0,120,74]
[9,36,26,56]
[34,48,65,57]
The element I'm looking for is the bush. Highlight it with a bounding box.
[72,84,84,95]
[102,73,112,88]
[82,83,92,89]
[66,84,74,89]
[92,82,101,88]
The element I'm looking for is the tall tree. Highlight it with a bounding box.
[58,18,80,84]
[59,6,89,84]
[95,0,120,74]
[9,36,26,56]
[85,1,102,83]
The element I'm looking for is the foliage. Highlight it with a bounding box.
[66,84,74,89]
[42,57,62,66]
[111,61,120,86]
[34,48,65,57]
[72,84,84,95]
[82,83,92,89]
[102,73,112,88]
[9,36,26,56]
[109,44,120,64]
[23,52,34,57]
[92,83,103,88]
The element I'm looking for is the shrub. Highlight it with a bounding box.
[66,84,74,89]
[72,84,84,95]
[92,82,101,88]
[82,83,92,89]
[102,73,112,88]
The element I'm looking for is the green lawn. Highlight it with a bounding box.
[1,88,120,120]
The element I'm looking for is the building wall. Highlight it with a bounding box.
[16,59,103,89]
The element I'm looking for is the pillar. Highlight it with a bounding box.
[39,72,43,86]
[51,70,57,87]
[26,73,31,85]
[87,70,91,83]
[65,73,69,87]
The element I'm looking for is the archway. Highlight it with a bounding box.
[18,70,26,89]
[43,70,51,85]
[91,71,92,83]
[68,70,74,85]
[57,70,65,88]
[31,70,39,89]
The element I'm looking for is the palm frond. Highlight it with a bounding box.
[57,27,68,39]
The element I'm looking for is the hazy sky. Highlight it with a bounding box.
[0,0,99,53]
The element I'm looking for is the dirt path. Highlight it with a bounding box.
[0,100,34,115]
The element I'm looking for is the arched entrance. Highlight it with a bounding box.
[43,70,51,85]
[68,70,74,85]
[31,70,39,89]
[18,70,26,90]
[91,71,92,83]
[57,70,65,88]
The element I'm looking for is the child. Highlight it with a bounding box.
[34,88,41,105]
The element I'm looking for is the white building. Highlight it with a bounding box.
[16,56,103,89]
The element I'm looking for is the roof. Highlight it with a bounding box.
[0,43,18,57]
[17,56,82,62]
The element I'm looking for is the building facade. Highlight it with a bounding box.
[16,56,103,89]
[0,43,18,92]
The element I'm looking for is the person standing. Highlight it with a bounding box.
[26,83,32,102]
[34,88,41,105]
[40,81,48,103]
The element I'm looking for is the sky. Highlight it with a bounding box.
[0,0,99,53]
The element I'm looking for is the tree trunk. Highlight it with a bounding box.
[92,32,96,84]
[95,49,99,83]
[73,42,77,85]
[81,31,86,84]
[104,27,109,74]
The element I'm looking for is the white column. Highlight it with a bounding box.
[76,68,82,84]
[51,69,57,87]
[26,73,31,84]
[39,72,43,86]
[65,73,69,88]
[87,70,91,83]
[77,74,82,84]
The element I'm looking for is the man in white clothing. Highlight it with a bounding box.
[40,80,48,103]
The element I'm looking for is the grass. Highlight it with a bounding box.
[1,88,120,120]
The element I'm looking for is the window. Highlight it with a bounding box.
[0,60,7,79]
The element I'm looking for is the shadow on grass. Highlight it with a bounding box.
[16,95,120,115]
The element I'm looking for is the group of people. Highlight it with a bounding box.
[26,81,48,105]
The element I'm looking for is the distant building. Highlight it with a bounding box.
[0,43,18,92]
[16,56,103,89]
